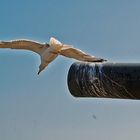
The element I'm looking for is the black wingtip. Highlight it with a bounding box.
[101,59,107,62]
[94,58,107,62]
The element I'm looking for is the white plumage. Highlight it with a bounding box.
[0,37,106,74]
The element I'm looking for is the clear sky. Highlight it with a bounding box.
[0,0,140,140]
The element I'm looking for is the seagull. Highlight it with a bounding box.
[0,37,106,74]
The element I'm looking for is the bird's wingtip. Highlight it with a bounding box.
[94,58,107,62]
[102,59,107,62]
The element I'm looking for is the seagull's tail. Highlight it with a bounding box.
[49,37,62,46]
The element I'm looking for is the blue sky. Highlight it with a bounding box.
[0,0,140,140]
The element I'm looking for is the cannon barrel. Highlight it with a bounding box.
[67,62,140,99]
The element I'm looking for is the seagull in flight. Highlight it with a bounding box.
[0,37,106,74]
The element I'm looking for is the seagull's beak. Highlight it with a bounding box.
[38,64,48,75]
[38,69,42,75]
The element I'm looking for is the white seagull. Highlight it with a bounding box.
[0,37,106,74]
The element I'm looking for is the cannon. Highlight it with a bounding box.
[67,62,140,99]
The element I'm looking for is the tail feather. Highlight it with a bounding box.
[49,37,62,46]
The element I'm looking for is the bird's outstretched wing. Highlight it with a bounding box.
[60,45,105,62]
[0,39,46,54]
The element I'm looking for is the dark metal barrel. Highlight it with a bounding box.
[67,62,140,99]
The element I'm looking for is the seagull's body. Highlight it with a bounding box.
[0,37,106,74]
